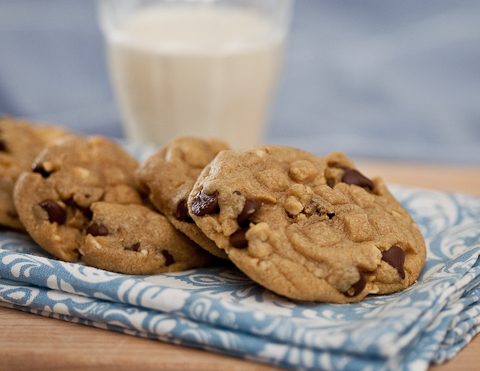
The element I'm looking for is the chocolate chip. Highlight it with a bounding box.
[175,199,194,223]
[229,227,249,249]
[161,250,175,266]
[341,168,374,191]
[0,138,7,152]
[343,269,366,297]
[327,179,336,188]
[125,242,140,252]
[39,200,66,225]
[382,246,406,279]
[237,196,262,225]
[63,198,75,208]
[191,190,219,216]
[6,210,18,219]
[327,212,335,219]
[86,223,109,237]
[32,164,51,178]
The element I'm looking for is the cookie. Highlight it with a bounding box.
[80,202,214,274]
[188,145,426,303]
[13,135,143,262]
[136,136,230,259]
[0,116,68,229]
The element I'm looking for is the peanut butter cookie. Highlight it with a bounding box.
[188,146,426,303]
[80,202,214,274]
[136,137,230,259]
[13,135,142,262]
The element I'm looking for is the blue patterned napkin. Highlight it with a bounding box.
[1,185,480,371]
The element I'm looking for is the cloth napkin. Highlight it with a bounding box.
[1,185,480,371]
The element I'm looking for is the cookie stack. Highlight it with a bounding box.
[1,117,426,304]
[1,117,213,275]
[137,139,426,304]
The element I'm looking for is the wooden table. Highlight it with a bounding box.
[1,160,480,371]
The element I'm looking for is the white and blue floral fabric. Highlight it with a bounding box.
[1,185,480,371]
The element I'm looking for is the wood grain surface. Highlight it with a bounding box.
[1,159,480,371]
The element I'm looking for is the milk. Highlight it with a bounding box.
[104,6,285,148]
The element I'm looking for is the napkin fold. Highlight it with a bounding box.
[1,185,480,371]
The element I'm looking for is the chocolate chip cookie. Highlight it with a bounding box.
[80,202,214,274]
[0,116,68,229]
[188,145,426,303]
[136,137,230,259]
[13,135,143,262]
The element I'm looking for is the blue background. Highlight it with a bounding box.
[1,0,479,164]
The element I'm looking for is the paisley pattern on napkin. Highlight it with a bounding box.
[1,185,480,371]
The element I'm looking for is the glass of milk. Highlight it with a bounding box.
[98,0,294,149]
